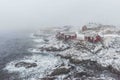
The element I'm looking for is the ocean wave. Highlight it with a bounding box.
[33,39,45,43]
[28,48,42,53]
[4,54,62,80]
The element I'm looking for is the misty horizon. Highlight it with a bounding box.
[0,0,120,32]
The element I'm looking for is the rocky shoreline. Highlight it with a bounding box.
[11,24,120,80]
[39,52,120,80]
[37,24,120,80]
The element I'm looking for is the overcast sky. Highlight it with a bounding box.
[0,0,120,32]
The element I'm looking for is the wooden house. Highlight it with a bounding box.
[56,32,77,40]
[84,33,102,43]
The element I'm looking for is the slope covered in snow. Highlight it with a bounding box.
[4,24,120,80]
[31,24,120,79]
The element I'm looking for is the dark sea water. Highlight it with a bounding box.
[0,30,63,80]
[0,31,33,80]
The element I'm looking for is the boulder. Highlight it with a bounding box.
[70,58,81,64]
[107,65,120,75]
[44,46,70,52]
[74,71,94,77]
[56,54,71,59]
[50,67,70,76]
[15,62,37,68]
[40,76,56,80]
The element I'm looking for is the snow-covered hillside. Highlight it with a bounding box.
[5,24,120,80]
[30,24,120,80]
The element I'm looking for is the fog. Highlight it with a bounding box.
[0,0,120,32]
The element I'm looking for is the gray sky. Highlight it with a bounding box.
[0,0,120,32]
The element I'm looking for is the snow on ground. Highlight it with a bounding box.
[103,34,120,37]
[31,25,120,74]
[32,31,70,52]
[76,32,84,40]
[96,38,120,69]
[55,24,120,73]
[58,43,120,72]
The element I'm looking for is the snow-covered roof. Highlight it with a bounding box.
[76,32,84,39]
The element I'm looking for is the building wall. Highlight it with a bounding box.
[85,35,102,43]
[56,32,77,40]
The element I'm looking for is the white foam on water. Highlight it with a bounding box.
[33,39,45,43]
[4,54,62,80]
[28,48,42,53]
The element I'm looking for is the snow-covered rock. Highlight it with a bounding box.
[30,24,120,79]
[35,40,70,52]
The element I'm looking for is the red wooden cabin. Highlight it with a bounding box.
[85,34,102,43]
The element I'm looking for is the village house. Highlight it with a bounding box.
[84,33,102,43]
[56,31,102,43]
[81,24,103,43]
[56,32,77,40]
[56,24,103,43]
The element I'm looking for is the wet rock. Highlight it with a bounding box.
[40,76,56,80]
[15,62,37,68]
[44,39,49,42]
[69,58,81,64]
[73,60,107,71]
[40,46,70,52]
[74,71,94,77]
[107,65,120,75]
[56,54,71,59]
[50,67,70,76]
